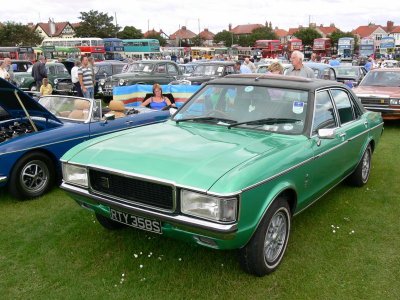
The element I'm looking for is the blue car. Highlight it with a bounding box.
[0,79,169,199]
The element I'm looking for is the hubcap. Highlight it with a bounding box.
[20,160,48,193]
[361,150,370,182]
[264,211,287,263]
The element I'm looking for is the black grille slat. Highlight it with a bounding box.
[89,169,173,210]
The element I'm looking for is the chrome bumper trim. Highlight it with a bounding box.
[61,182,238,234]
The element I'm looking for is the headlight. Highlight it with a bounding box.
[54,79,59,84]
[390,99,400,105]
[62,163,88,187]
[119,79,126,86]
[181,190,237,223]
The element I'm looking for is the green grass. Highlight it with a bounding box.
[1,121,399,299]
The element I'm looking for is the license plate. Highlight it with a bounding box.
[110,208,162,234]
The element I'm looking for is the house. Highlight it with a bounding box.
[34,20,76,39]
[199,28,215,46]
[169,26,196,46]
[352,24,388,53]
[229,23,264,37]
[274,27,289,44]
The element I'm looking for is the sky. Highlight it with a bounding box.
[2,0,400,35]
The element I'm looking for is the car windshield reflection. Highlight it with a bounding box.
[360,71,400,87]
[174,84,308,134]
[126,63,154,73]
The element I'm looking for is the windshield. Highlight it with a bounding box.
[39,96,92,122]
[126,63,154,73]
[94,65,112,76]
[360,71,400,87]
[192,65,225,76]
[335,67,359,76]
[173,84,309,134]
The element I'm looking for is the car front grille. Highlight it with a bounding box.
[89,169,174,210]
[359,97,389,106]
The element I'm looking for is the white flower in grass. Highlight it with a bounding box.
[140,264,143,268]
[134,254,138,258]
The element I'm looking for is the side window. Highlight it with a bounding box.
[329,69,336,80]
[167,64,178,75]
[331,89,355,125]
[48,65,56,75]
[313,90,337,134]
[156,64,166,74]
[225,66,235,75]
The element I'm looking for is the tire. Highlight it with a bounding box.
[238,197,291,276]
[347,145,371,187]
[95,213,125,230]
[9,152,55,200]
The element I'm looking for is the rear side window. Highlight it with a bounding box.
[331,89,355,125]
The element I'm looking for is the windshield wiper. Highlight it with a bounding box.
[228,118,301,129]
[175,116,235,124]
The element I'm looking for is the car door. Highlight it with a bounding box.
[304,89,345,204]
[166,63,180,83]
[330,88,369,174]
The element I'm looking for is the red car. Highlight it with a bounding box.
[353,68,400,120]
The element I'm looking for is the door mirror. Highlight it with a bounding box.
[318,128,336,139]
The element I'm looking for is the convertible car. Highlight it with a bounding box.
[0,78,169,199]
[61,74,383,276]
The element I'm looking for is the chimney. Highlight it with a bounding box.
[229,23,232,31]
[387,21,394,32]
[330,23,335,27]
[182,26,186,30]
[204,28,208,32]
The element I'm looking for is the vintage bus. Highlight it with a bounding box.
[39,45,81,61]
[190,47,215,60]
[103,38,124,61]
[42,38,105,61]
[122,39,160,60]
[313,38,331,57]
[337,37,355,58]
[379,36,395,57]
[160,47,190,60]
[359,37,375,57]
[229,46,253,61]
[287,39,303,52]
[254,40,282,58]
[0,47,35,61]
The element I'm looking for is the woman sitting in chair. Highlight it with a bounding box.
[141,83,175,110]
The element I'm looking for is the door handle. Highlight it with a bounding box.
[339,133,346,138]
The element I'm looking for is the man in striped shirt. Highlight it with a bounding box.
[78,56,94,99]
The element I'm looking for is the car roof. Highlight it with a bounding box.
[195,61,235,65]
[212,74,341,90]
[304,62,334,70]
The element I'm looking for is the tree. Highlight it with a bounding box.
[191,35,205,47]
[0,22,43,46]
[75,10,120,38]
[213,30,237,47]
[117,26,143,39]
[247,26,278,47]
[145,32,167,47]
[292,27,322,47]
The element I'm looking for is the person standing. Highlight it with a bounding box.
[78,56,94,99]
[286,50,315,78]
[243,57,256,73]
[40,78,53,95]
[4,58,14,83]
[32,55,47,90]
[234,61,252,74]
[329,55,340,66]
[0,61,10,80]
[71,60,83,97]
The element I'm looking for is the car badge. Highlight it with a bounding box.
[380,99,385,104]
[99,176,110,189]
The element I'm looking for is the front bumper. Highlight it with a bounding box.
[61,182,240,249]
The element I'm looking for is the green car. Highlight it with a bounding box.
[61,74,384,276]
[13,62,71,92]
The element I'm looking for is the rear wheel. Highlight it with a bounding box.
[238,196,291,276]
[347,145,371,187]
[9,152,55,199]
[95,213,125,230]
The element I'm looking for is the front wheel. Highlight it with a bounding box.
[347,145,371,187]
[9,152,55,199]
[238,197,291,276]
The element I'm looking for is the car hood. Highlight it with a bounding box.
[64,121,303,191]
[0,78,62,123]
[353,85,400,98]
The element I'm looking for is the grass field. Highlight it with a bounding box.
[1,121,399,299]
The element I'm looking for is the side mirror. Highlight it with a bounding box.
[318,128,336,139]
[104,113,115,121]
